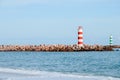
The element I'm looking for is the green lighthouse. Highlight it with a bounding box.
[109,35,113,46]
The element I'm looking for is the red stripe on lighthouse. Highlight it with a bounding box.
[78,42,83,44]
[78,37,83,39]
[78,32,83,34]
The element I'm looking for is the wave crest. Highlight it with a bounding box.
[0,68,120,80]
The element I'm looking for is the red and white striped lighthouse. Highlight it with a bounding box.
[78,26,83,46]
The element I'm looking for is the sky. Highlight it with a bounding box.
[0,0,120,45]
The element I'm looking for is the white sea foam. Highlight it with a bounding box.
[0,67,120,80]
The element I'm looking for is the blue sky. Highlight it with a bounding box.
[0,0,120,45]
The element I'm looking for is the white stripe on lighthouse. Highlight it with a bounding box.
[78,39,83,42]
[78,29,83,32]
[78,35,83,37]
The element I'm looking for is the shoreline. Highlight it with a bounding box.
[0,44,119,52]
[0,68,120,80]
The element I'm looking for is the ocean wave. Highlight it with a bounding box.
[0,67,120,80]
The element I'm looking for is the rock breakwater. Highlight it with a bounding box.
[0,44,116,52]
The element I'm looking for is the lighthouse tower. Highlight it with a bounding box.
[109,35,113,46]
[78,26,83,47]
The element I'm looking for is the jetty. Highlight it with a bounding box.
[0,44,119,52]
[0,27,119,52]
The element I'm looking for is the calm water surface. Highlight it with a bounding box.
[0,51,120,78]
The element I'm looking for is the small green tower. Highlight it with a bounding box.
[109,35,113,46]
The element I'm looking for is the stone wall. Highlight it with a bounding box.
[0,44,115,52]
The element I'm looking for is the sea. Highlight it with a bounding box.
[0,51,120,80]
